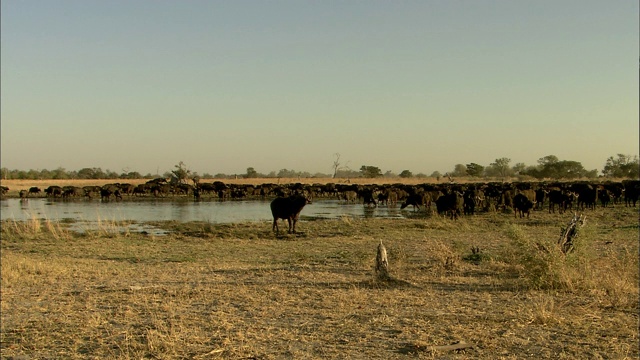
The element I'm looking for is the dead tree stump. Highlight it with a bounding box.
[558,213,586,254]
[375,240,390,281]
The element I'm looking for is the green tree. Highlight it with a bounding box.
[359,165,382,178]
[490,158,512,178]
[556,160,587,179]
[39,169,52,179]
[246,167,258,178]
[429,171,442,180]
[105,170,120,179]
[77,167,106,179]
[24,169,40,179]
[528,155,560,178]
[277,169,297,178]
[172,161,191,183]
[120,171,142,179]
[77,168,94,179]
[538,155,559,165]
[466,163,484,177]
[511,162,526,175]
[602,154,639,179]
[525,156,588,179]
[537,155,560,177]
[51,167,69,180]
[451,164,467,177]
[585,169,599,179]
[399,170,413,178]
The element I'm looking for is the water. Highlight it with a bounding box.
[0,198,411,224]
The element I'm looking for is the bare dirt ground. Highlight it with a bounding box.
[1,204,638,359]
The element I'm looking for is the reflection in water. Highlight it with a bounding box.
[363,206,376,218]
[0,197,420,224]
[20,198,29,211]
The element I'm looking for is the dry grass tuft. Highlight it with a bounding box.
[526,293,564,326]
[2,216,71,241]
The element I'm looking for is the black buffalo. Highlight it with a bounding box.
[463,187,480,215]
[623,180,639,207]
[400,193,428,211]
[547,189,574,214]
[358,188,378,207]
[571,183,598,211]
[513,193,534,218]
[270,194,311,234]
[435,192,463,219]
[44,185,63,197]
[534,189,547,210]
[100,188,122,201]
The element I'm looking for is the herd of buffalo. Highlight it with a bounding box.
[2,178,638,221]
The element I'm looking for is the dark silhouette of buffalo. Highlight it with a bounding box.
[571,183,598,211]
[44,185,63,197]
[100,188,122,201]
[28,187,41,197]
[547,189,576,214]
[358,188,377,207]
[513,193,534,218]
[270,194,312,234]
[435,191,463,219]
[622,180,639,207]
[400,193,428,211]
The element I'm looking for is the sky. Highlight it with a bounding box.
[1,1,638,177]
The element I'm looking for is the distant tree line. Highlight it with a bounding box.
[1,154,637,181]
[0,167,142,181]
[437,154,638,180]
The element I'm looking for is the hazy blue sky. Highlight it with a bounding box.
[1,1,638,176]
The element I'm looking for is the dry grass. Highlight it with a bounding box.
[1,206,638,359]
[2,215,72,241]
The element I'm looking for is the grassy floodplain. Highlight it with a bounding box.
[1,179,639,359]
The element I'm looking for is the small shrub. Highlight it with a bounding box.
[528,293,563,326]
[598,245,639,309]
[462,246,492,264]
[504,223,576,290]
[428,238,459,273]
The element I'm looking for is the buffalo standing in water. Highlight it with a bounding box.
[270,194,312,234]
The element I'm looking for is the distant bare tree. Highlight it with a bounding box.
[332,153,350,178]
